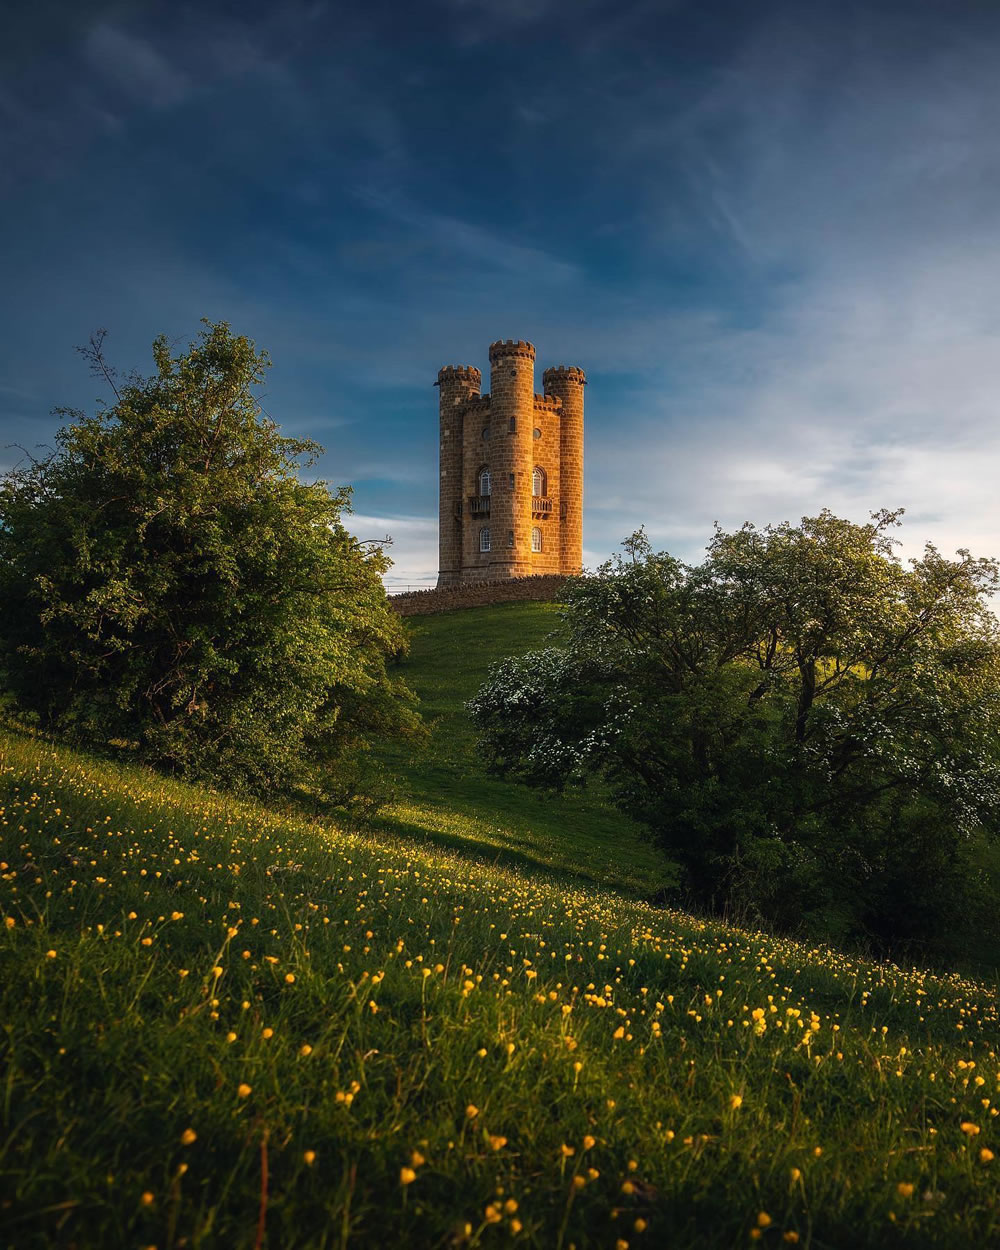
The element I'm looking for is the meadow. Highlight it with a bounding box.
[3,716,1000,1248]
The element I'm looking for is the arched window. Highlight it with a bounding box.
[507,529,514,547]
[480,527,491,553]
[531,527,542,553]
[478,467,491,496]
[532,466,546,496]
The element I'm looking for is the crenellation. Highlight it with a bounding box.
[436,338,584,587]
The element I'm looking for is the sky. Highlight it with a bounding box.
[3,0,1000,589]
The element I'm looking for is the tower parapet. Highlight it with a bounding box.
[488,339,536,363]
[435,340,584,587]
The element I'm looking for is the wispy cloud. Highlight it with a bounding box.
[83,24,191,109]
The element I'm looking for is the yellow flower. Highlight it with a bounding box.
[485,1203,502,1224]
[5,917,15,929]
[284,973,295,984]
[299,1044,313,1057]
[634,1218,648,1232]
[583,1135,596,1150]
[262,1027,274,1039]
[410,1150,425,1167]
[613,1026,625,1040]
[303,1150,316,1165]
[400,1167,417,1185]
[961,1122,981,1136]
[783,1234,800,1244]
[488,1135,508,1151]
[621,1180,636,1195]
[180,1128,197,1146]
[226,1032,237,1044]
[46,949,57,959]
[510,1218,523,1234]
[503,1199,518,1214]
[789,1167,802,1182]
[560,1143,575,1157]
[572,1175,586,1190]
[729,1094,743,1109]
[757,1212,772,1228]
[171,911,184,921]
[466,1104,479,1118]
[981,1148,995,1163]
[237,1083,252,1098]
[896,1183,914,1198]
[140,1191,154,1207]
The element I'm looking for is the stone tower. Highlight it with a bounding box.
[436,340,585,587]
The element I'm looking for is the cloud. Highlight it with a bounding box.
[348,513,439,590]
[355,187,579,284]
[83,24,191,109]
[565,7,1000,574]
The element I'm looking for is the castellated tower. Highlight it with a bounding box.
[436,339,585,587]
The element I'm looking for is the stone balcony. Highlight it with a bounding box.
[531,496,552,515]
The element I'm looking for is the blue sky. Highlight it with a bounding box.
[3,0,1000,588]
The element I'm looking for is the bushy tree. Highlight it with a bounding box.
[0,321,419,793]
[468,513,1000,946]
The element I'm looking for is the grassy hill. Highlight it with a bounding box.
[375,602,676,895]
[3,708,1000,1246]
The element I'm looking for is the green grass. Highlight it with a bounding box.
[376,603,676,895]
[3,728,1000,1248]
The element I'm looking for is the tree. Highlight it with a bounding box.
[0,321,419,794]
[468,513,1000,946]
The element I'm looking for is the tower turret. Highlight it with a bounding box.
[436,365,481,586]
[487,340,536,578]
[542,365,586,574]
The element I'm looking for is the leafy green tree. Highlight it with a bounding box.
[469,512,1000,946]
[0,321,419,793]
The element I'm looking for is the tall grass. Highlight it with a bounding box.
[2,729,999,1248]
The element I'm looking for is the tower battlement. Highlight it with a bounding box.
[533,393,563,410]
[436,364,482,388]
[542,365,587,387]
[488,339,536,362]
[436,339,584,587]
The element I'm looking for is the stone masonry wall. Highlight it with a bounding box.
[389,574,572,617]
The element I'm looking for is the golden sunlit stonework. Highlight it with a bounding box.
[436,339,584,587]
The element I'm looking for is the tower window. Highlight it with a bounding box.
[532,466,546,496]
[482,426,490,440]
[509,417,516,432]
[509,473,515,489]
[533,427,542,440]
[531,527,542,553]
[507,530,514,547]
[478,467,491,496]
[480,527,491,553]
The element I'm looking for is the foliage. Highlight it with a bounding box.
[0,322,418,793]
[3,727,1000,1249]
[468,512,1000,947]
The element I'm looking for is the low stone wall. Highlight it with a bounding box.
[389,574,572,617]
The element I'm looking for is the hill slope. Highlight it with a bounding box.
[2,728,1000,1248]
[377,602,676,894]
